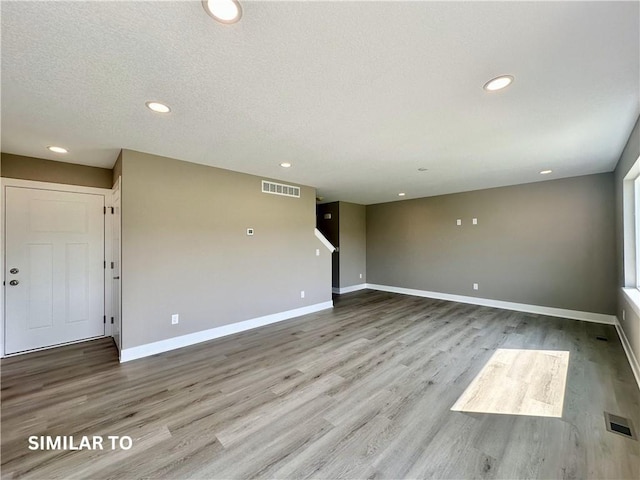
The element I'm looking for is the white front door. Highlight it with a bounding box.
[5,186,105,354]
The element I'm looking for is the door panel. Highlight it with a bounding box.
[66,242,89,322]
[5,187,105,354]
[27,243,54,329]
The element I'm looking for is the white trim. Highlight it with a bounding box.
[365,284,617,325]
[623,155,640,287]
[614,316,640,391]
[314,228,336,252]
[110,177,122,357]
[0,178,111,196]
[103,190,113,338]
[120,301,334,363]
[333,284,367,294]
[1,178,112,357]
[622,287,640,319]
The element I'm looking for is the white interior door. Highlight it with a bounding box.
[111,180,121,352]
[5,186,105,354]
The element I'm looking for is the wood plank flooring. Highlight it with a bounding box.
[1,290,639,479]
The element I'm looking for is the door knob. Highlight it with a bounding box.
[9,268,19,274]
[9,280,19,286]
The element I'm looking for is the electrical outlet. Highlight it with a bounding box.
[171,314,179,325]
[473,283,479,290]
[472,218,478,225]
[300,290,305,299]
[359,273,363,279]
[246,228,254,236]
[316,249,320,256]
[456,219,462,226]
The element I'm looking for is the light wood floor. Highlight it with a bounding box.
[2,290,639,479]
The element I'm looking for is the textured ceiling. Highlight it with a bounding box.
[1,1,639,204]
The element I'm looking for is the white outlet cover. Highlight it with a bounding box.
[472,218,478,225]
[456,219,462,226]
[247,228,254,236]
[300,290,305,298]
[171,314,179,324]
[473,283,479,290]
[316,249,320,256]
[359,273,363,278]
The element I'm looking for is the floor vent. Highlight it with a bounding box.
[604,412,637,440]
[262,180,300,198]
[596,336,608,342]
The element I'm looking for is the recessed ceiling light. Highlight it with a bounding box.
[202,0,242,24]
[540,169,553,175]
[47,146,68,154]
[145,101,171,113]
[483,75,514,92]
[280,162,292,168]
[398,192,406,197]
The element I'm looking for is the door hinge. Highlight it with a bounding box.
[111,261,114,269]
[104,261,106,269]
[103,315,106,324]
[111,317,114,324]
[103,206,107,214]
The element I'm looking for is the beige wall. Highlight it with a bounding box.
[317,201,366,289]
[338,202,366,288]
[317,202,340,288]
[112,150,122,187]
[367,173,616,314]
[1,153,113,188]
[614,116,640,362]
[121,150,332,349]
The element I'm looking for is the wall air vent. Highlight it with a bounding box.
[262,180,300,198]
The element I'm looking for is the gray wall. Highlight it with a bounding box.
[614,116,640,364]
[317,202,340,288]
[367,173,616,314]
[338,202,366,288]
[112,150,122,187]
[121,150,332,349]
[1,153,113,188]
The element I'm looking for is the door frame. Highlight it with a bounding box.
[110,176,122,357]
[1,178,114,357]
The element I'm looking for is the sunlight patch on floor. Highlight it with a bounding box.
[451,348,569,418]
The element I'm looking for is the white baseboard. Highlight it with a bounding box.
[332,284,367,295]
[365,284,617,325]
[120,301,334,363]
[614,317,640,391]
